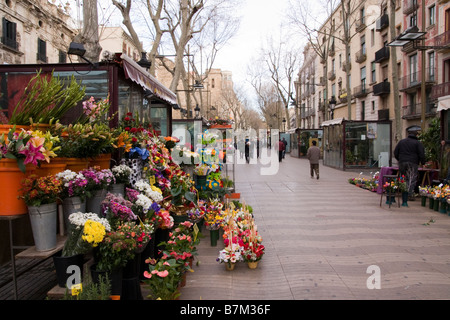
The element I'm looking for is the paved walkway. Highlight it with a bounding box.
[180,153,450,300]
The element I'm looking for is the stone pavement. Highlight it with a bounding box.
[179,153,450,300]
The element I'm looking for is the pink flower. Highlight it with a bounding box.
[20,143,45,166]
[157,270,169,277]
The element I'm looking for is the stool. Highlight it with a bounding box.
[380,174,400,208]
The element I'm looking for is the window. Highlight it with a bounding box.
[372,101,375,112]
[428,51,435,81]
[410,53,418,83]
[331,83,336,97]
[37,38,47,62]
[2,18,17,50]
[59,50,66,63]
[339,54,342,68]
[361,8,365,24]
[361,66,366,86]
[370,29,375,47]
[429,5,435,26]
[371,62,376,83]
[361,35,366,55]
[410,13,417,27]
[211,78,215,88]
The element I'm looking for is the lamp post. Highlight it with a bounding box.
[282,118,287,133]
[329,96,337,120]
[194,104,201,119]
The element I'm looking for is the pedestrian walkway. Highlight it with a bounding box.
[180,154,450,300]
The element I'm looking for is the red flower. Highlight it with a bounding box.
[124,117,130,121]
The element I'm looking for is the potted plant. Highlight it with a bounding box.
[79,167,115,215]
[143,257,182,300]
[54,211,110,288]
[19,173,62,251]
[110,164,132,196]
[101,192,137,229]
[217,242,243,271]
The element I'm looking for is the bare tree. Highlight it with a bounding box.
[74,0,102,62]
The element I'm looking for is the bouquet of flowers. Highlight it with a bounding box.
[0,127,60,172]
[56,170,88,200]
[101,192,137,228]
[186,202,206,223]
[194,163,210,176]
[143,258,182,300]
[240,228,265,262]
[19,174,63,206]
[203,198,225,230]
[62,211,111,257]
[116,221,154,253]
[155,209,174,229]
[79,167,115,194]
[217,243,243,266]
[111,164,132,185]
[134,179,164,203]
[95,229,138,272]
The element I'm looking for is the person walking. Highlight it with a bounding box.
[278,139,285,162]
[307,140,320,179]
[394,125,426,200]
[282,137,287,159]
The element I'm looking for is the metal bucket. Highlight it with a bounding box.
[62,197,86,231]
[86,189,107,215]
[28,203,57,251]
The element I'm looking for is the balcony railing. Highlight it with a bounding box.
[355,18,366,33]
[353,84,368,98]
[355,48,366,63]
[433,30,450,49]
[402,103,437,119]
[373,82,390,96]
[431,81,450,100]
[403,0,418,15]
[374,46,390,63]
[376,14,389,31]
[399,68,436,92]
[328,70,336,81]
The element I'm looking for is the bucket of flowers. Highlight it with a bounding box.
[217,241,243,271]
[54,211,111,288]
[241,225,265,269]
[101,192,137,228]
[110,164,133,196]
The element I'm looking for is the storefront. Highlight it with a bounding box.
[289,128,323,158]
[0,53,177,136]
[322,118,391,170]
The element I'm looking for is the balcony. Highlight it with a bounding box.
[402,103,437,119]
[403,0,418,15]
[433,30,450,52]
[328,70,336,81]
[355,48,366,63]
[342,62,352,72]
[401,41,417,54]
[318,100,325,112]
[373,82,390,96]
[399,68,436,92]
[376,14,389,31]
[355,18,366,33]
[431,81,450,100]
[339,94,348,104]
[374,46,390,63]
[319,76,325,86]
[353,84,369,98]
[329,45,335,57]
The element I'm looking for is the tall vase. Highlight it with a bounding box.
[121,253,143,300]
[429,197,434,209]
[433,198,439,212]
[62,196,86,231]
[27,202,57,251]
[209,229,219,247]
[123,158,143,188]
[86,189,107,215]
[440,200,447,214]
[421,196,427,207]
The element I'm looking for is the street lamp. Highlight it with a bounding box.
[194,104,201,119]
[282,118,286,132]
[329,96,337,120]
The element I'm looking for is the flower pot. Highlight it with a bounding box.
[194,174,207,191]
[0,124,30,143]
[385,195,396,205]
[63,158,89,173]
[225,262,235,271]
[62,196,86,231]
[401,192,409,207]
[433,199,439,212]
[53,251,85,288]
[110,183,125,197]
[429,197,434,209]
[88,153,111,170]
[421,196,427,207]
[28,202,57,251]
[86,189,107,215]
[90,264,123,298]
[247,261,259,269]
[440,201,447,214]
[121,253,143,300]
[34,162,67,177]
[0,158,35,216]
[210,229,219,247]
[123,158,143,188]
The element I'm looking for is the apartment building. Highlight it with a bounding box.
[0,0,75,65]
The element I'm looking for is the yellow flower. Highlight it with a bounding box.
[82,220,106,246]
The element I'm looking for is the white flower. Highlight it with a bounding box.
[68,211,111,231]
[135,194,153,213]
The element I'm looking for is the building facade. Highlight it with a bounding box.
[0,0,75,65]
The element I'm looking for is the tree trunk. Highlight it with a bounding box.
[74,0,102,63]
[389,0,402,143]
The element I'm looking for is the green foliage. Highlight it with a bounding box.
[62,274,111,300]
[9,70,86,125]
[418,118,441,164]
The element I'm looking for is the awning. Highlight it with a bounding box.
[437,96,450,112]
[120,54,177,105]
[321,117,344,127]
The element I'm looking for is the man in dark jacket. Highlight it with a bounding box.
[394,125,426,200]
[307,140,321,179]
[278,139,285,162]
